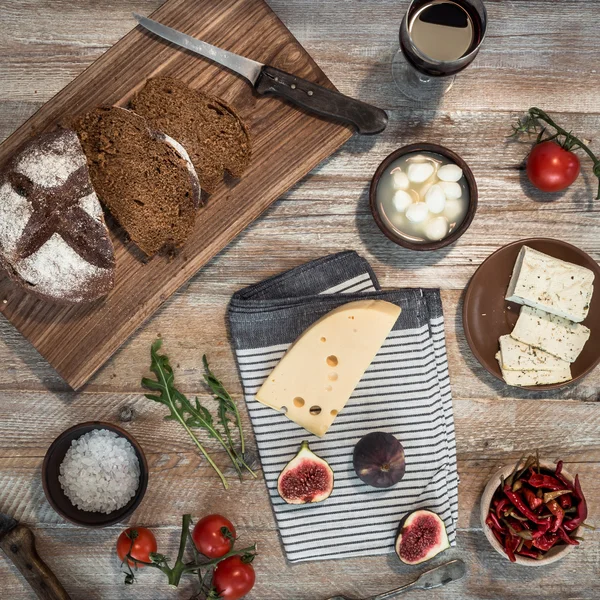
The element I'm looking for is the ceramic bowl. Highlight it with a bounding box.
[369,143,478,251]
[480,460,581,566]
[42,421,148,527]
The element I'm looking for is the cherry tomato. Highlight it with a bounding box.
[192,514,236,559]
[526,140,580,192]
[116,527,157,567]
[212,555,255,600]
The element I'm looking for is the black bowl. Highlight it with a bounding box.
[42,421,148,527]
[369,143,478,251]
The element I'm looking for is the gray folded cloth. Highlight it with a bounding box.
[229,251,458,563]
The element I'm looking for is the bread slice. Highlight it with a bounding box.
[73,107,201,256]
[0,129,115,303]
[131,77,251,193]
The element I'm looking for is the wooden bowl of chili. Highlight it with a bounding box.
[480,458,585,565]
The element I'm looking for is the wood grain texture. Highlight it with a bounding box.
[0,0,353,390]
[1,0,600,599]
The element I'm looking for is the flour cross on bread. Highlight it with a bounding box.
[8,167,113,270]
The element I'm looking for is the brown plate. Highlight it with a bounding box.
[42,421,148,527]
[463,238,600,390]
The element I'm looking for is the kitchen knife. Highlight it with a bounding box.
[133,14,388,135]
[0,512,70,600]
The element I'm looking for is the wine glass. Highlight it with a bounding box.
[392,0,487,102]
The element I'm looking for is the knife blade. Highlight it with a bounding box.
[133,14,388,135]
[0,511,71,600]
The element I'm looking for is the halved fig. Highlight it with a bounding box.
[277,441,334,504]
[395,510,450,565]
[353,431,405,488]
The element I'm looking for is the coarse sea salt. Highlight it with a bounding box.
[59,429,140,514]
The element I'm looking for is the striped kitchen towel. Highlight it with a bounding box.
[228,251,458,563]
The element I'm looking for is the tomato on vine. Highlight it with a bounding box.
[116,527,157,567]
[211,555,256,600]
[192,514,236,559]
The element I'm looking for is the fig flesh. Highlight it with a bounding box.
[395,510,450,565]
[277,441,334,504]
[353,431,406,488]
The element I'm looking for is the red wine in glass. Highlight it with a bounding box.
[393,0,487,101]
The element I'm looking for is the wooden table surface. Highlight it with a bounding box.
[1,1,599,599]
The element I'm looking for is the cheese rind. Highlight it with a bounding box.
[498,335,570,371]
[505,246,594,323]
[495,352,572,386]
[255,300,401,437]
[511,306,590,363]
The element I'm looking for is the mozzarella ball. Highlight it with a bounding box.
[424,216,449,241]
[392,189,413,212]
[391,169,409,190]
[407,162,435,183]
[444,198,464,222]
[437,164,463,182]
[439,181,462,199]
[405,202,429,223]
[425,184,446,214]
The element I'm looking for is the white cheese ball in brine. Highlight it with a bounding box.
[437,164,463,182]
[439,181,462,199]
[405,202,429,223]
[391,169,409,190]
[424,216,450,241]
[392,190,413,212]
[407,162,435,183]
[425,184,446,214]
[444,198,464,222]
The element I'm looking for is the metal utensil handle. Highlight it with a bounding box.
[255,65,388,135]
[372,580,417,600]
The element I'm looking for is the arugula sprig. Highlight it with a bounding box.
[142,339,256,489]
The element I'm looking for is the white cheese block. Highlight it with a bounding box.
[495,353,572,386]
[505,246,594,323]
[511,306,590,363]
[255,300,401,437]
[498,335,570,371]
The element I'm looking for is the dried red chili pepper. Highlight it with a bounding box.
[563,474,588,532]
[546,499,565,532]
[504,486,547,525]
[495,497,511,520]
[492,528,504,546]
[554,461,573,490]
[517,548,541,559]
[532,532,559,551]
[558,494,572,509]
[556,526,579,546]
[504,534,518,562]
[486,512,507,534]
[531,519,551,539]
[527,473,566,491]
[523,487,543,511]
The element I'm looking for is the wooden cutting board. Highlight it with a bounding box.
[0,0,353,389]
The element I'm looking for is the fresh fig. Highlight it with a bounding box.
[353,431,406,488]
[395,510,450,565]
[277,441,334,504]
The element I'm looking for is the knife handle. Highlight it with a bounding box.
[255,65,388,135]
[0,524,71,600]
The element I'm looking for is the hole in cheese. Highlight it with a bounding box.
[309,406,322,416]
[328,372,338,381]
[325,385,332,392]
[320,337,326,342]
[330,409,338,416]
[293,397,305,408]
[281,406,288,414]
[326,355,338,367]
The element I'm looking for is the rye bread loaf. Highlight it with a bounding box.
[0,129,115,303]
[130,77,251,193]
[73,107,201,257]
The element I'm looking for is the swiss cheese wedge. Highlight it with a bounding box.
[255,300,401,437]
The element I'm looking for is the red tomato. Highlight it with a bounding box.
[192,514,236,559]
[526,140,580,192]
[116,527,157,567]
[212,555,255,600]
